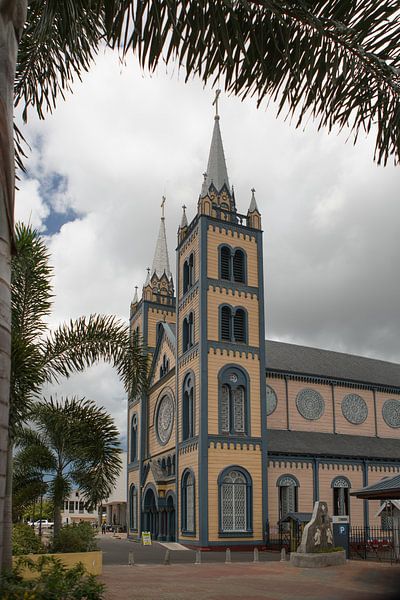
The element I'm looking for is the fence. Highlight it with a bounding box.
[349,526,400,563]
[265,524,302,554]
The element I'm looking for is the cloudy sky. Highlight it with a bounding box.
[15,49,400,442]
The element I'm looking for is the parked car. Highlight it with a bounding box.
[33,519,54,529]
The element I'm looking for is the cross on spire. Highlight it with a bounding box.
[212,89,221,118]
[161,196,166,220]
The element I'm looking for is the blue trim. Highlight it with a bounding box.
[175,231,180,543]
[127,462,139,471]
[256,229,268,537]
[276,474,300,487]
[207,278,258,297]
[313,459,319,502]
[199,216,208,546]
[179,281,199,308]
[208,341,259,356]
[373,389,378,436]
[217,465,253,535]
[363,460,369,528]
[217,242,248,285]
[142,483,159,511]
[284,376,290,429]
[130,413,138,463]
[128,483,138,532]
[182,369,196,441]
[331,384,336,434]
[181,468,196,535]
[217,364,251,436]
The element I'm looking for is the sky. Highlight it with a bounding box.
[15,49,400,442]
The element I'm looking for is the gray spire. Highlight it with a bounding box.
[150,199,172,280]
[180,205,188,228]
[132,285,138,304]
[202,102,230,195]
[248,188,259,213]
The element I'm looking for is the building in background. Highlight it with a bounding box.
[60,490,98,525]
[100,452,127,531]
[127,101,400,548]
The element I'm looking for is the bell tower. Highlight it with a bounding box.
[176,95,267,547]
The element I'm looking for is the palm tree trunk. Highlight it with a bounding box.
[0,0,27,571]
[53,502,62,539]
[2,440,13,569]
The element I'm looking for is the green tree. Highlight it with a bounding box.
[14,396,121,538]
[1,0,400,568]
[1,222,147,568]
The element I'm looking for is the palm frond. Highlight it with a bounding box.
[105,0,400,164]
[42,314,148,397]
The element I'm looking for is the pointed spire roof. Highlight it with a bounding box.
[150,197,172,280]
[132,286,139,304]
[248,188,259,213]
[202,90,230,196]
[180,205,188,228]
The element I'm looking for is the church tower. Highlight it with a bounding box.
[176,94,267,547]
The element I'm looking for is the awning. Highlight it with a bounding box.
[350,474,400,500]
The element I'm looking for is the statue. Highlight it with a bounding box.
[297,501,334,554]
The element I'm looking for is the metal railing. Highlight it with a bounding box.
[349,526,400,563]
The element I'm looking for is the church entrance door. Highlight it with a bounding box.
[166,495,176,542]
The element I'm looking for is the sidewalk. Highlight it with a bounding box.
[101,560,400,600]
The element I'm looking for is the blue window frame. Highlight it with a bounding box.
[130,414,138,463]
[219,305,247,344]
[182,312,194,352]
[182,372,195,440]
[218,366,249,435]
[331,476,351,517]
[129,484,138,531]
[219,245,247,284]
[183,253,195,295]
[181,469,195,534]
[218,466,252,535]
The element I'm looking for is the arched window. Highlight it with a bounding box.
[220,306,247,344]
[219,246,247,284]
[233,309,246,343]
[182,373,195,440]
[182,312,194,353]
[331,477,351,516]
[130,414,138,463]
[219,467,252,533]
[221,306,232,340]
[183,253,195,295]
[181,470,195,533]
[160,354,170,379]
[219,367,248,435]
[129,484,138,531]
[277,475,299,521]
[220,246,231,280]
[233,249,245,283]
[156,322,163,340]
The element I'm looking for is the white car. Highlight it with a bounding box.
[33,519,54,528]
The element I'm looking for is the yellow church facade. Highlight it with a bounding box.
[127,108,400,548]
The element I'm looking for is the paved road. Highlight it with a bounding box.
[97,534,280,566]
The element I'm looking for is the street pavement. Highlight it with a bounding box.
[100,560,400,600]
[96,533,280,566]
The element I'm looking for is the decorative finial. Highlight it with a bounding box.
[180,204,188,229]
[203,172,207,181]
[212,89,221,118]
[146,267,150,275]
[161,196,166,220]
[251,187,256,195]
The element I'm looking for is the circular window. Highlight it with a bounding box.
[156,395,174,444]
[266,385,277,416]
[296,389,325,421]
[341,394,368,425]
[382,399,400,429]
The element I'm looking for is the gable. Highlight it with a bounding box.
[149,323,176,387]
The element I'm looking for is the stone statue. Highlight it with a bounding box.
[297,501,334,554]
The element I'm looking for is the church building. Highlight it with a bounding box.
[127,102,400,548]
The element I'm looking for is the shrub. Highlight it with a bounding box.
[0,555,104,599]
[51,523,98,553]
[12,523,46,556]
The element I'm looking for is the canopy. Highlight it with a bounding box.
[350,474,400,500]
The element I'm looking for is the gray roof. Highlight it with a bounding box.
[351,474,400,499]
[202,116,230,195]
[151,216,172,280]
[281,512,312,524]
[266,340,400,388]
[268,429,400,461]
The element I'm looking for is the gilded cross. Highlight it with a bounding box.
[212,89,221,117]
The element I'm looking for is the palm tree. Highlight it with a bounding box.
[1,222,148,568]
[14,396,122,538]
[1,0,399,567]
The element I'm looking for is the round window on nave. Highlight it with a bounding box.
[156,394,174,444]
[296,388,325,421]
[266,385,277,416]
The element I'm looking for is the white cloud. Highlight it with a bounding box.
[16,50,400,436]
[15,177,49,231]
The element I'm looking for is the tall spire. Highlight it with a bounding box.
[201,89,230,195]
[150,197,172,280]
[249,188,259,213]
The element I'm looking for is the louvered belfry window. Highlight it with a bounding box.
[233,309,246,343]
[221,306,232,340]
[220,246,231,280]
[233,249,245,283]
[221,470,247,532]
